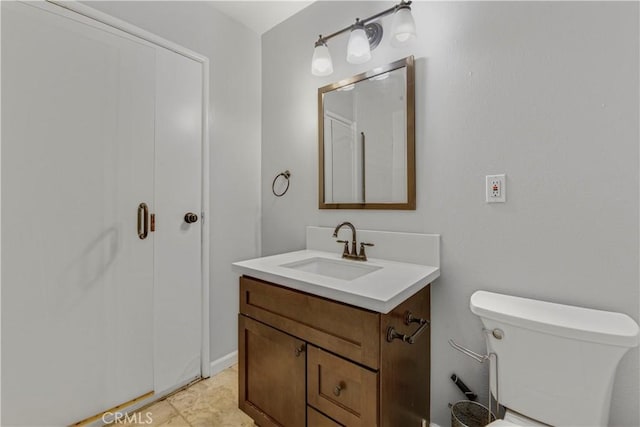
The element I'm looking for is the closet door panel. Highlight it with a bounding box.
[1,2,155,425]
[153,47,203,392]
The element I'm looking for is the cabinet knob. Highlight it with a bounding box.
[294,344,305,357]
[333,381,346,397]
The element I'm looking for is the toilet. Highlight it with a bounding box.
[470,291,639,426]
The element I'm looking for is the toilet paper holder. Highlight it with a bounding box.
[449,337,501,423]
[448,339,489,363]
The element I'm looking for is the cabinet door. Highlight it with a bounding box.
[238,315,306,427]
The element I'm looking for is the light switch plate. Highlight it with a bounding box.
[486,174,506,203]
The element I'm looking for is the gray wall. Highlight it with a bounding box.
[88,1,262,364]
[262,2,639,426]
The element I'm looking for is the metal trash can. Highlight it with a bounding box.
[451,400,496,427]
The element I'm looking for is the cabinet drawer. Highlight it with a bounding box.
[307,406,344,427]
[240,276,380,369]
[307,345,378,427]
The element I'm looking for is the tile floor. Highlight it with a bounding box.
[118,365,254,426]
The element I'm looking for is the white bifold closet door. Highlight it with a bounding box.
[2,2,203,425]
[153,46,203,394]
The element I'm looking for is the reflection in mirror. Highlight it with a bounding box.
[318,56,415,209]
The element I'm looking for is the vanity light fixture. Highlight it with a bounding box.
[391,2,417,45]
[311,39,333,76]
[311,0,416,76]
[346,19,372,64]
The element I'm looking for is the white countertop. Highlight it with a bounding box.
[232,249,440,313]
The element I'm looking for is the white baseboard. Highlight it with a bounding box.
[209,351,238,377]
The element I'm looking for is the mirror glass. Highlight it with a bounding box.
[319,56,415,209]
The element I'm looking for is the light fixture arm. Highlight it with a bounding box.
[315,0,412,45]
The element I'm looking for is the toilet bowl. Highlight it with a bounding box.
[470,291,639,427]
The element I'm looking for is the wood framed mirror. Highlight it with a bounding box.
[318,56,415,210]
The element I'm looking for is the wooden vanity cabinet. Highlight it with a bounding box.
[238,276,431,427]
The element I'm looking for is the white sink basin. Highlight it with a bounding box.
[280,257,382,281]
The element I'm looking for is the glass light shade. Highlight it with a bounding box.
[346,27,371,64]
[391,7,416,46]
[311,43,333,76]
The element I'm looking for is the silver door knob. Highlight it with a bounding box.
[184,212,198,224]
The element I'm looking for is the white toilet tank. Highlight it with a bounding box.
[470,291,638,427]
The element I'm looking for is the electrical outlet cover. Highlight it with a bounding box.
[486,174,506,203]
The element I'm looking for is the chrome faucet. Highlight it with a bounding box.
[332,222,374,261]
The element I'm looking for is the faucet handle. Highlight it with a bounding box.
[358,242,374,260]
[336,240,350,256]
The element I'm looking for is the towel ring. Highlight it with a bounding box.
[272,170,291,197]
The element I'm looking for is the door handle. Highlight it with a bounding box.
[184,212,198,224]
[138,203,149,239]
